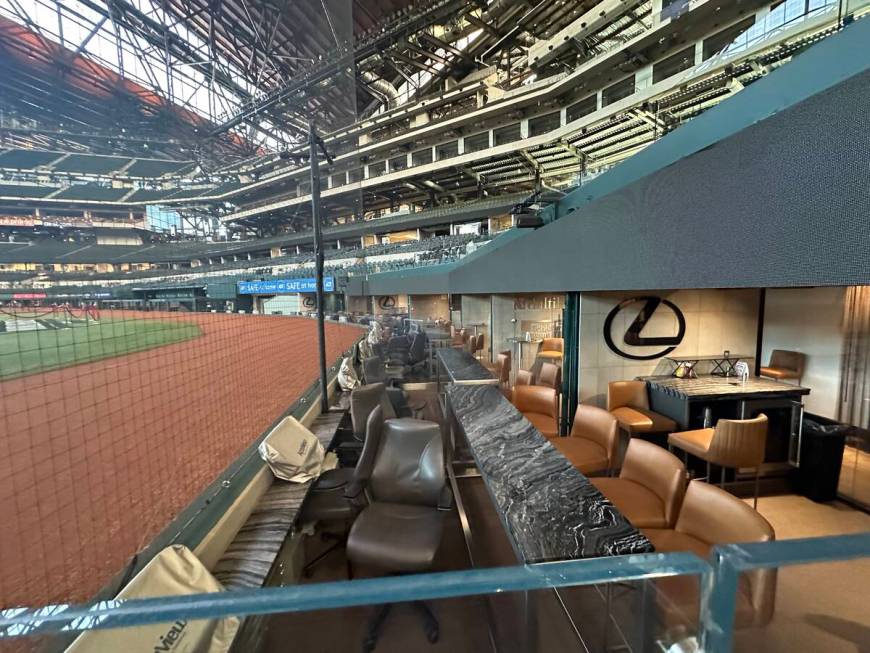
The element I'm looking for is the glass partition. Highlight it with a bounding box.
[2,533,867,652]
[0,553,709,653]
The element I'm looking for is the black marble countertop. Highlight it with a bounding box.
[645,375,810,399]
[436,347,497,384]
[447,384,653,562]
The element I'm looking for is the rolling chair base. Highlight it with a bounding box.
[363,601,439,653]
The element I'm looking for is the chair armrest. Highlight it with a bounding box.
[437,485,454,511]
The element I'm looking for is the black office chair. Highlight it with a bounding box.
[362,355,389,385]
[347,417,448,651]
[300,405,388,577]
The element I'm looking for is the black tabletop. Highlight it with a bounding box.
[436,347,496,384]
[448,384,653,563]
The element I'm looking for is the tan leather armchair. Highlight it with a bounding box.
[668,414,768,507]
[643,480,777,629]
[537,362,562,392]
[607,380,677,436]
[551,405,618,475]
[512,385,559,438]
[760,349,805,383]
[591,439,687,529]
[537,337,563,363]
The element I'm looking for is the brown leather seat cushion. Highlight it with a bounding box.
[347,502,444,573]
[759,366,798,380]
[611,406,676,434]
[551,437,608,473]
[538,350,563,359]
[311,466,355,491]
[590,477,668,528]
[642,528,709,559]
[523,411,558,438]
[667,428,715,459]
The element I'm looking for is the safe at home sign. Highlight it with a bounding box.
[237,277,335,294]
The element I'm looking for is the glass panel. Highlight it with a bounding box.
[493,123,522,146]
[463,133,490,154]
[436,141,459,161]
[528,111,562,137]
[602,77,635,107]
[567,95,598,123]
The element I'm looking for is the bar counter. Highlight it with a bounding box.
[447,384,652,562]
[436,347,497,385]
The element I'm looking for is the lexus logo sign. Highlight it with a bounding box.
[603,296,686,361]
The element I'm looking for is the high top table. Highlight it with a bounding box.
[644,375,810,466]
[445,384,653,651]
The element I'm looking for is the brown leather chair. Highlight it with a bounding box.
[512,384,559,438]
[551,404,619,475]
[668,414,768,508]
[515,369,533,386]
[643,480,777,629]
[760,349,805,383]
[607,380,677,436]
[537,337,563,363]
[347,416,447,649]
[591,439,687,529]
[537,362,562,393]
[485,351,512,395]
[473,333,485,359]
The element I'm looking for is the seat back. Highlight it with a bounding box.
[571,405,619,469]
[512,385,559,419]
[345,404,388,498]
[709,414,768,468]
[369,418,445,507]
[362,356,387,385]
[496,352,511,385]
[541,337,563,353]
[350,382,396,437]
[676,481,776,626]
[607,380,650,411]
[515,370,533,386]
[768,349,806,376]
[475,333,485,354]
[538,362,562,391]
[619,439,687,528]
[408,332,426,363]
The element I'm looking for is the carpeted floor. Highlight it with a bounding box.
[732,495,870,653]
[262,487,869,652]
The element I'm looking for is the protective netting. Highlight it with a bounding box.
[0,306,362,609]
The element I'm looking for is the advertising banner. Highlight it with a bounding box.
[237,277,335,295]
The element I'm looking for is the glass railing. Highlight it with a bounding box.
[1,532,867,652]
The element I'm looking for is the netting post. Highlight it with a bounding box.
[309,119,330,413]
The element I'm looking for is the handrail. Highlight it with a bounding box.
[0,552,708,638]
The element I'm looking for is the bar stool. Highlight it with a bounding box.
[760,350,805,384]
[551,405,619,475]
[590,439,687,529]
[667,414,768,508]
[607,380,677,440]
[512,385,559,438]
[536,337,563,366]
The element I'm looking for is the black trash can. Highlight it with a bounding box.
[797,414,849,502]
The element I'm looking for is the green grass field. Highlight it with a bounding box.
[0,316,201,380]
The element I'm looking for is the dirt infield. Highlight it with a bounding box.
[0,311,363,608]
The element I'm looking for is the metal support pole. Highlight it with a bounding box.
[309,120,329,413]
